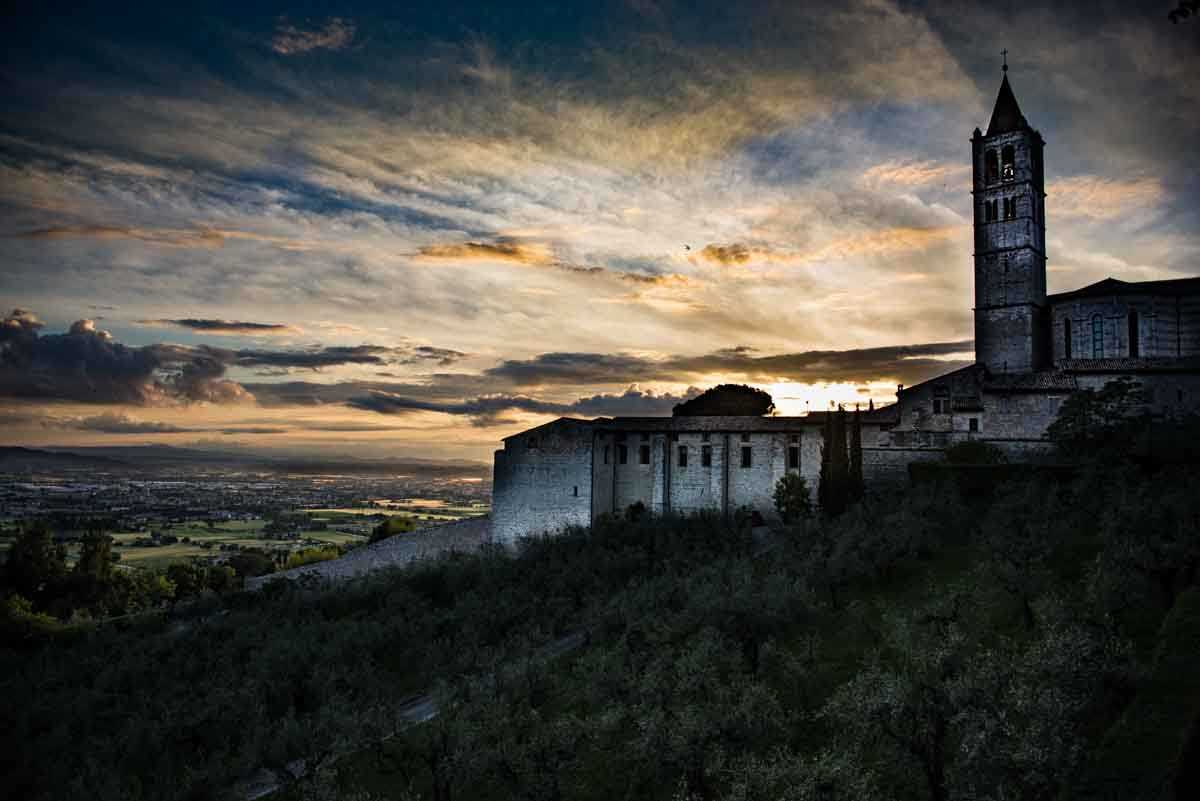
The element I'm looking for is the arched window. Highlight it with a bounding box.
[985,149,999,183]
[1001,145,1015,180]
[1092,315,1104,358]
[1063,319,1073,359]
[1128,310,1140,358]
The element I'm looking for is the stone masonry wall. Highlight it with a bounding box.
[666,433,728,515]
[244,516,491,590]
[1052,294,1200,362]
[491,419,595,546]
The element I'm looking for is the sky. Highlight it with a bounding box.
[1,0,1197,463]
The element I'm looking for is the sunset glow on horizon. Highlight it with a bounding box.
[2,1,1196,462]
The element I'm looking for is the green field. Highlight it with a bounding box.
[1,502,489,570]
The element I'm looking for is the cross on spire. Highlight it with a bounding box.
[1001,49,1008,73]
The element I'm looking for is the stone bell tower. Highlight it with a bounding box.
[971,56,1048,374]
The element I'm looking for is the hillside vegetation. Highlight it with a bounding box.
[3,460,1199,800]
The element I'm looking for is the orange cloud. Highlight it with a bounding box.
[8,225,319,251]
[417,241,555,265]
[1046,176,1164,220]
[861,160,969,187]
[271,18,356,55]
[804,225,962,261]
[698,243,752,265]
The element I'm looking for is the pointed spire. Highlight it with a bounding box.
[986,55,1027,136]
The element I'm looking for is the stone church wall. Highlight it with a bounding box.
[666,432,728,516]
[612,433,659,512]
[726,433,790,521]
[1052,294,1200,362]
[979,392,1066,442]
[491,419,595,546]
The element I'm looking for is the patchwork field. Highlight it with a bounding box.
[1,502,490,571]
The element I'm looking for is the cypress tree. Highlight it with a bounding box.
[818,409,832,512]
[849,404,864,502]
[828,404,850,516]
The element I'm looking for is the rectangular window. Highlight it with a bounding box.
[640,433,649,442]
[933,399,948,414]
[741,446,752,468]
[527,437,538,449]
[787,446,800,470]
[740,433,751,443]
[701,445,712,467]
[639,444,650,465]
[572,486,578,497]
[701,433,710,442]
[968,418,979,433]
[1092,316,1104,358]
[678,445,688,468]
[618,444,628,465]
[603,445,610,465]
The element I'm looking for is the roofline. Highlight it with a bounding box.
[500,416,596,441]
[896,362,982,394]
[1048,276,1200,304]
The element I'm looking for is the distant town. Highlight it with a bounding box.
[0,445,490,572]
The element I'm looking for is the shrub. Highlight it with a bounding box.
[285,546,342,570]
[944,439,1007,464]
[773,473,812,524]
[369,516,416,543]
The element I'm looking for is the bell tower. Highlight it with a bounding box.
[971,56,1047,374]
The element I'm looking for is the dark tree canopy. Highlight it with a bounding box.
[672,384,775,416]
[1169,1,1198,23]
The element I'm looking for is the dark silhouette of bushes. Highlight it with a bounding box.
[5,456,1199,801]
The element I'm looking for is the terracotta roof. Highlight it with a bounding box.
[987,74,1028,135]
[1048,276,1200,304]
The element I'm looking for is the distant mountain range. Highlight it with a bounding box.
[0,446,128,471]
[0,445,489,476]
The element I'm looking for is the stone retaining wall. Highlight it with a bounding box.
[244,516,491,590]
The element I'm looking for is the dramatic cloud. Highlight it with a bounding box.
[417,241,554,266]
[406,346,469,366]
[1,309,173,404]
[221,345,403,370]
[138,318,303,336]
[484,353,663,386]
[271,18,355,55]
[697,243,753,266]
[0,311,465,405]
[4,225,316,250]
[70,412,195,434]
[1046,176,1166,221]
[347,385,699,426]
[485,340,975,388]
[861,160,970,188]
[0,0,1194,459]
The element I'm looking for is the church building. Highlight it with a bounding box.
[490,65,1200,545]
